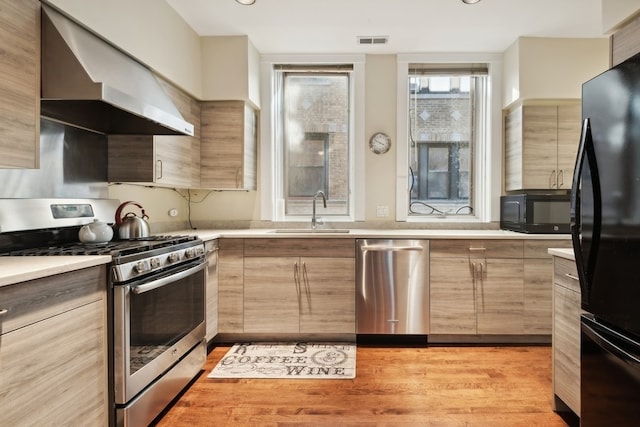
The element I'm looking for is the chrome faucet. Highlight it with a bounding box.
[312,190,327,229]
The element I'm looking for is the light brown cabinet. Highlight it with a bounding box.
[243,256,355,334]
[107,77,201,189]
[217,238,245,333]
[552,255,581,416]
[612,12,640,66]
[108,134,196,188]
[216,238,355,336]
[243,239,355,334]
[523,239,572,334]
[243,256,300,333]
[430,240,524,335]
[0,0,40,168]
[200,101,257,190]
[0,266,108,426]
[430,238,571,337]
[504,103,581,191]
[429,255,475,334]
[204,239,219,342]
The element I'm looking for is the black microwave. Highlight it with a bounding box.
[500,193,570,233]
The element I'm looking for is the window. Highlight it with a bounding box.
[275,66,352,217]
[406,66,487,217]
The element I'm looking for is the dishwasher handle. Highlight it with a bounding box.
[360,245,424,253]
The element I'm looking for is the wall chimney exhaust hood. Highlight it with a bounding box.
[40,5,194,136]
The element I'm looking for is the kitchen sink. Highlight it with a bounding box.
[270,228,351,234]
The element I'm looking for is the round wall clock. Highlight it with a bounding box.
[369,132,391,154]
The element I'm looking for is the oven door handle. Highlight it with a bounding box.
[131,262,206,295]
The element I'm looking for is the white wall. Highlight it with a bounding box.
[46,0,203,98]
[502,42,520,104]
[603,0,640,33]
[364,55,397,222]
[502,37,609,108]
[108,184,191,233]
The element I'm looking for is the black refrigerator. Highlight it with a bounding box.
[572,51,640,426]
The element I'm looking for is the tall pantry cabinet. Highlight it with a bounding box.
[0,0,40,168]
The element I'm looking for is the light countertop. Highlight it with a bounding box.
[167,228,573,241]
[0,255,111,288]
[548,248,575,260]
[0,230,571,288]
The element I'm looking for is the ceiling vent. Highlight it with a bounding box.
[357,36,389,45]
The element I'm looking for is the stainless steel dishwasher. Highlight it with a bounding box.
[356,239,429,334]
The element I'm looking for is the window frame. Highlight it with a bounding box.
[396,53,503,223]
[259,54,366,223]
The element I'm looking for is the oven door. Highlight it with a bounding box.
[113,259,206,404]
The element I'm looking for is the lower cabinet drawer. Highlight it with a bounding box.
[553,257,580,292]
[0,266,105,335]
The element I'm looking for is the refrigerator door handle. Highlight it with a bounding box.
[570,118,601,302]
[571,118,589,296]
[570,120,586,228]
[583,317,640,367]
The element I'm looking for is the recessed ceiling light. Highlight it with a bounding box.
[462,0,481,4]
[236,0,256,5]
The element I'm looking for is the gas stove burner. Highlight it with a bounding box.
[2,243,119,256]
[0,234,199,257]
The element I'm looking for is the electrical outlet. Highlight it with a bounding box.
[376,205,389,217]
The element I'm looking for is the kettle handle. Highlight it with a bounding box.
[115,201,149,224]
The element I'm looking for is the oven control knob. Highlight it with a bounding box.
[135,260,150,274]
[168,252,181,263]
[185,248,196,259]
[150,257,160,269]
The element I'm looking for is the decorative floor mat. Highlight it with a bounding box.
[208,342,356,379]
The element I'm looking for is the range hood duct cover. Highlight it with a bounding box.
[40,5,194,136]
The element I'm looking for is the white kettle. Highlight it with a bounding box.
[79,219,114,244]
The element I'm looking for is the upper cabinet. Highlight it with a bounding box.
[195,36,261,190]
[611,10,640,66]
[504,102,581,191]
[107,76,201,189]
[108,99,258,191]
[108,134,195,189]
[200,101,257,190]
[0,0,40,168]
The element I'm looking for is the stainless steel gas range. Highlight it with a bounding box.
[0,199,207,427]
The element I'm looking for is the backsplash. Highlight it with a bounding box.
[0,119,109,198]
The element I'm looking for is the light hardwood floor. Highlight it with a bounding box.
[155,344,576,426]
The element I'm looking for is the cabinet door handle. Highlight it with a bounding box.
[557,169,564,188]
[471,261,477,288]
[302,262,312,312]
[471,262,478,315]
[550,169,557,188]
[156,159,163,180]
[477,262,485,310]
[565,273,579,281]
[0,308,8,316]
[294,262,301,309]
